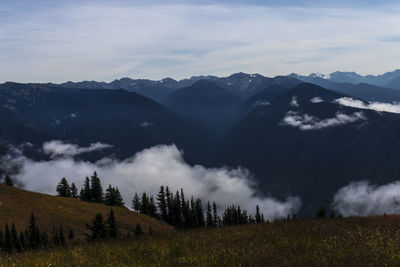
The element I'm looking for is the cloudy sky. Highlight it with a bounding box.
[1,0,399,83]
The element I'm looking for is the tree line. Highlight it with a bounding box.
[85,209,145,242]
[56,172,124,207]
[56,173,267,229]
[0,213,71,254]
[132,185,266,228]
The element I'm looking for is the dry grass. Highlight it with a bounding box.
[3,215,400,266]
[0,184,173,241]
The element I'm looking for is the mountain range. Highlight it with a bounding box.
[2,71,400,216]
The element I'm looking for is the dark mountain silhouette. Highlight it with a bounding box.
[0,82,215,163]
[165,80,243,134]
[217,83,400,215]
[289,74,400,102]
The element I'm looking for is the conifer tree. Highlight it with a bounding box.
[19,232,25,251]
[148,196,157,218]
[80,177,91,201]
[70,183,78,198]
[206,201,214,227]
[4,222,12,253]
[106,209,118,238]
[59,226,65,245]
[156,186,168,221]
[166,186,173,224]
[11,223,21,252]
[255,205,262,223]
[131,193,141,212]
[195,199,205,227]
[173,191,182,227]
[68,229,74,240]
[90,172,104,203]
[4,175,13,187]
[0,230,3,251]
[105,185,124,207]
[28,212,39,249]
[140,192,149,214]
[316,206,326,218]
[134,223,143,236]
[85,214,106,241]
[56,177,71,197]
[212,202,219,227]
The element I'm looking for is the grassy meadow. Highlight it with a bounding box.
[3,215,400,266]
[0,184,173,241]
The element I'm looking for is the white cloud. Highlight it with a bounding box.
[332,180,400,216]
[335,97,400,114]
[290,96,299,107]
[1,3,400,82]
[310,96,324,103]
[140,121,153,127]
[253,100,270,107]
[281,111,366,130]
[2,143,301,219]
[42,140,112,158]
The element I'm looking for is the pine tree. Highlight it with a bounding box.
[212,202,219,227]
[4,222,12,253]
[195,199,205,227]
[68,229,74,240]
[140,192,149,214]
[104,185,124,207]
[85,214,106,241]
[80,177,91,201]
[4,175,13,187]
[166,186,173,224]
[28,212,38,249]
[316,206,326,218]
[0,230,3,251]
[70,183,78,198]
[173,191,182,227]
[329,210,335,218]
[106,209,118,238]
[11,223,21,252]
[181,189,191,228]
[59,226,65,245]
[134,223,143,236]
[156,186,168,221]
[148,196,157,218]
[131,193,141,212]
[56,177,71,197]
[115,187,124,207]
[255,205,262,223]
[19,232,25,251]
[90,172,104,203]
[206,201,214,227]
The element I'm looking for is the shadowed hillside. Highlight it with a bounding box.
[0,184,173,240]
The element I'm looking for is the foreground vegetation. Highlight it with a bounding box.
[3,215,400,266]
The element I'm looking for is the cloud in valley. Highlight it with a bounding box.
[290,96,299,107]
[335,97,400,114]
[1,142,301,219]
[332,180,400,216]
[281,111,365,130]
[43,140,112,158]
[310,96,324,103]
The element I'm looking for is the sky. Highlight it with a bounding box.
[1,0,400,83]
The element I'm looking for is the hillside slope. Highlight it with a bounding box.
[0,185,173,239]
[217,83,400,215]
[0,82,216,164]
